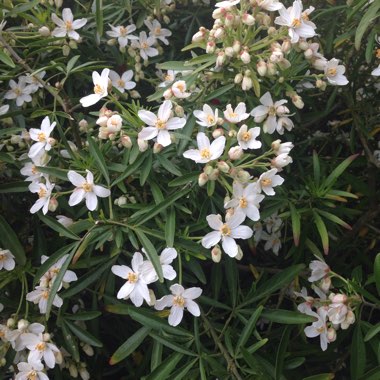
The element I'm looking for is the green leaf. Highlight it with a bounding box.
[61,321,80,362]
[0,50,15,68]
[261,309,317,324]
[275,326,292,380]
[313,151,321,186]
[302,375,334,380]
[358,367,380,380]
[135,229,163,282]
[105,304,192,337]
[313,211,329,255]
[374,253,380,296]
[204,84,235,102]
[0,215,26,265]
[95,0,104,38]
[149,332,197,356]
[65,311,102,321]
[355,1,380,50]
[289,202,301,246]
[66,55,80,74]
[157,61,194,71]
[112,152,146,186]
[88,137,110,184]
[140,150,152,186]
[38,214,80,240]
[364,323,380,342]
[165,207,176,247]
[351,323,366,380]
[324,154,358,189]
[156,154,182,176]
[6,0,39,15]
[172,359,198,380]
[0,181,28,193]
[168,172,199,187]
[316,209,352,230]
[236,306,263,355]
[64,320,103,348]
[146,352,183,380]
[109,326,150,365]
[36,166,69,181]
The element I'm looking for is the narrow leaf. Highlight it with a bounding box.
[0,215,26,265]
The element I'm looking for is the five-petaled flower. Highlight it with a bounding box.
[28,116,56,159]
[51,8,87,41]
[80,69,110,108]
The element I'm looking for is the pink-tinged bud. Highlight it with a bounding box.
[267,62,277,76]
[345,310,355,324]
[242,75,253,91]
[120,135,132,148]
[235,246,243,260]
[332,294,347,304]
[217,161,230,173]
[257,60,267,76]
[153,142,163,153]
[216,52,226,67]
[304,48,313,59]
[327,327,337,342]
[209,168,220,181]
[298,40,309,50]
[316,79,327,91]
[137,138,149,152]
[39,26,50,37]
[163,88,173,99]
[228,146,244,160]
[212,8,225,19]
[240,50,251,64]
[212,128,224,138]
[225,47,235,57]
[192,27,207,42]
[214,27,225,39]
[234,73,243,84]
[211,245,222,263]
[198,172,208,186]
[48,197,58,212]
[320,276,331,293]
[271,139,281,151]
[225,13,235,27]
[206,41,216,54]
[47,137,56,147]
[282,40,292,53]
[242,13,255,26]
[233,40,241,54]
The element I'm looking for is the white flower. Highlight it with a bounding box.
[28,179,55,215]
[224,182,265,221]
[24,71,46,93]
[271,153,293,170]
[20,153,50,182]
[202,212,253,257]
[264,212,283,233]
[294,287,315,314]
[51,8,87,41]
[106,24,138,47]
[327,301,348,325]
[0,104,9,116]
[109,70,136,93]
[7,321,45,351]
[158,70,177,88]
[26,286,63,314]
[155,284,202,326]
[256,0,283,11]
[215,0,240,8]
[40,254,77,289]
[140,247,178,282]
[237,125,261,150]
[250,92,293,134]
[80,68,110,108]
[308,260,330,282]
[171,81,191,98]
[272,140,294,156]
[304,307,329,351]
[22,333,60,368]
[324,59,349,86]
[28,116,56,159]
[144,19,172,45]
[132,31,159,61]
[371,64,380,76]
[183,132,225,163]
[274,0,316,43]
[262,231,282,255]
[16,359,49,380]
[256,168,284,195]
[68,170,110,211]
[111,252,154,307]
[223,103,249,124]
[56,215,74,227]
[193,104,218,127]
[0,249,15,271]
[138,100,186,147]
[4,78,33,107]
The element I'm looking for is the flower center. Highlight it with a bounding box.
[82,182,93,192]
[173,295,185,308]
[36,342,46,351]
[38,187,47,198]
[38,132,46,142]
[220,223,231,236]
[200,148,211,159]
[15,88,22,96]
[207,115,215,124]
[228,112,238,119]
[155,119,166,130]
[242,132,251,141]
[0,254,5,261]
[317,326,325,333]
[31,165,38,174]
[141,42,149,49]
[176,83,185,92]
[42,290,49,299]
[119,26,127,36]
[292,18,301,28]
[376,48,380,59]
[27,371,38,380]
[128,272,138,283]
[261,178,272,187]
[327,68,337,77]
[94,84,104,95]
[268,106,277,116]
[154,27,161,35]
[165,74,173,81]
[65,20,73,30]
[239,197,248,208]
[117,79,125,88]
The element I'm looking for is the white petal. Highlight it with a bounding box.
[157,130,171,147]
[80,93,102,107]
[160,248,177,264]
[112,265,132,279]
[158,100,172,121]
[185,299,200,316]
[168,305,184,326]
[85,192,98,211]
[68,188,85,206]
[154,295,173,310]
[202,231,221,248]
[138,126,158,141]
[183,287,202,299]
[138,110,157,125]
[206,214,223,230]
[230,225,253,239]
[117,282,135,299]
[222,236,238,257]
[93,185,110,198]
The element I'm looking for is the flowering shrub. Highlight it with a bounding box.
[0,0,379,379]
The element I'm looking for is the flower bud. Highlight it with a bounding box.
[69,40,78,49]
[48,197,58,212]
[242,13,255,26]
[7,318,15,328]
[240,50,251,64]
[257,60,267,76]
[206,41,216,54]
[153,142,163,153]
[212,128,224,138]
[236,169,251,183]
[282,40,292,53]
[267,62,277,76]
[137,138,149,152]
[320,276,331,293]
[198,173,208,186]
[62,45,70,56]
[115,195,127,206]
[224,13,234,27]
[232,40,241,54]
[291,94,304,109]
[18,319,29,331]
[234,73,243,84]
[332,294,347,304]
[212,8,225,19]
[69,364,78,378]
[81,343,94,356]
[225,47,235,57]
[235,246,243,260]
[209,168,220,181]
[304,48,313,59]
[242,75,253,91]
[217,160,230,173]
[298,40,309,50]
[214,27,225,39]
[79,366,90,380]
[211,245,222,263]
[316,79,327,91]
[107,38,117,46]
[327,327,337,342]
[174,105,184,117]
[228,146,244,160]
[345,310,355,324]
[120,135,132,149]
[192,27,207,42]
[54,0,63,7]
[163,88,173,99]
[39,26,50,37]
[216,51,226,67]
[130,90,141,99]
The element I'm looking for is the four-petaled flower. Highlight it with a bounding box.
[28,179,55,215]
[237,124,262,150]
[106,24,138,47]
[324,59,349,86]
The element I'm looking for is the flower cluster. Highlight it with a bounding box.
[296,259,357,351]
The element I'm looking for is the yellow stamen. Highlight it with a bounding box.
[207,115,215,124]
[261,178,272,187]
[155,119,166,129]
[268,106,277,116]
[27,370,38,380]
[82,182,93,192]
[38,132,46,142]
[239,198,248,208]
[200,148,211,159]
[36,342,46,351]
[327,68,337,77]
[94,84,104,95]
[292,18,301,28]
[38,187,47,198]
[173,295,185,307]
[220,223,231,236]
[128,272,138,283]
[65,20,73,30]
[241,132,251,141]
[117,79,125,88]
